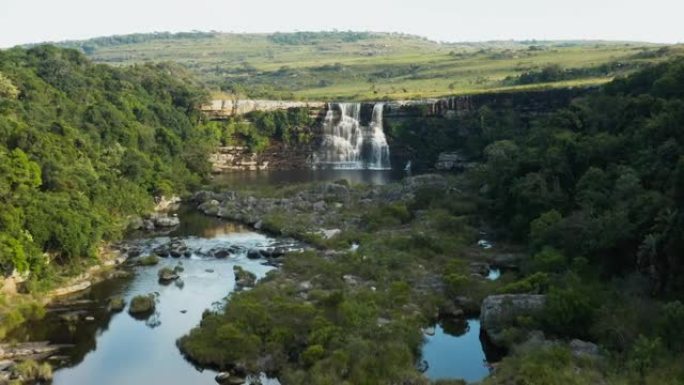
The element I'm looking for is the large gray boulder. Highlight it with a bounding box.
[480,294,546,346]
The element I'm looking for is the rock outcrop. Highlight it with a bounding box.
[201,99,325,118]
[480,294,546,346]
[435,151,474,171]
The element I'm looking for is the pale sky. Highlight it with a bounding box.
[1,0,683,48]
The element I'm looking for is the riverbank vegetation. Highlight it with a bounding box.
[0,47,212,292]
[472,59,684,384]
[180,176,510,384]
[48,31,684,100]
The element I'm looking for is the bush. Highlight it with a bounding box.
[301,344,325,367]
[526,247,568,273]
[13,360,53,382]
[657,301,684,352]
[501,272,550,294]
[543,285,595,338]
[362,203,412,230]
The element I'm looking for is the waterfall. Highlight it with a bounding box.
[315,102,391,170]
[366,103,391,170]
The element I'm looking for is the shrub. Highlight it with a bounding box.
[301,344,325,367]
[657,301,684,352]
[543,285,595,338]
[501,272,550,294]
[526,247,568,273]
[13,360,53,382]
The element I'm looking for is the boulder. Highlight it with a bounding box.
[214,372,247,385]
[312,200,327,212]
[199,200,221,216]
[108,296,126,312]
[211,248,232,259]
[152,214,180,228]
[215,372,231,384]
[480,294,546,347]
[154,240,189,258]
[138,255,160,266]
[158,267,179,283]
[154,195,181,212]
[321,229,341,240]
[128,294,156,317]
[247,249,263,260]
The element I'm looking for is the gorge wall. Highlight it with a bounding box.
[204,88,592,172]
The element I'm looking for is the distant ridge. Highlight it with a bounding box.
[23,31,683,101]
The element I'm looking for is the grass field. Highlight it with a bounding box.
[54,31,684,100]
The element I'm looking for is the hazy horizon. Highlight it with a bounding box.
[12,29,678,48]
[2,0,683,48]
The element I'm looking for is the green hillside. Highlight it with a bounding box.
[0,46,214,293]
[52,31,684,100]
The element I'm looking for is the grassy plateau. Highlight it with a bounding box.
[50,31,684,100]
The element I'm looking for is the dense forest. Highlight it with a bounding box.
[0,46,215,289]
[479,59,684,293]
[475,59,684,384]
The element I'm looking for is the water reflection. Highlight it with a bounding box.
[10,210,278,385]
[422,319,491,383]
[211,168,404,188]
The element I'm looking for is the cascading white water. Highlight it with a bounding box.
[366,103,391,170]
[315,102,391,170]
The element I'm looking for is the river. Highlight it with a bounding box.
[10,171,492,385]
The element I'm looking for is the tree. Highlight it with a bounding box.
[0,72,19,99]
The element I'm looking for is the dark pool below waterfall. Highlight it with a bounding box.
[211,168,406,187]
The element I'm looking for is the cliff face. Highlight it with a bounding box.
[382,88,593,169]
[210,142,313,173]
[205,88,592,172]
[382,88,592,118]
[201,99,326,118]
